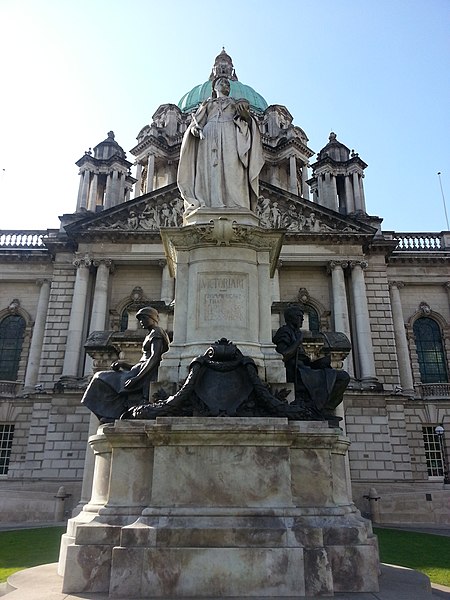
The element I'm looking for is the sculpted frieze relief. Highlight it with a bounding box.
[256,196,359,234]
[96,197,184,231]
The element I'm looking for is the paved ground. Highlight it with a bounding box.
[1,562,449,599]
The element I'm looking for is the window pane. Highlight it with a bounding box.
[422,426,444,477]
[413,318,448,383]
[0,315,26,380]
[0,424,15,475]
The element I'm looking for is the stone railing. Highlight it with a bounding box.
[0,380,22,397]
[415,383,450,400]
[394,232,445,251]
[0,231,47,248]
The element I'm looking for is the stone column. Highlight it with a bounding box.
[317,173,324,204]
[167,161,176,185]
[389,282,414,394]
[160,260,174,305]
[84,260,113,376]
[146,154,155,193]
[344,176,355,213]
[118,172,125,204]
[329,260,354,497]
[104,173,113,209]
[359,174,366,212]
[270,163,280,187]
[76,171,85,211]
[125,183,131,202]
[111,171,119,207]
[445,282,450,307]
[87,174,98,212]
[352,172,362,211]
[79,171,90,211]
[328,261,354,377]
[349,261,377,383]
[289,155,297,194]
[23,279,51,391]
[330,173,338,211]
[62,257,91,378]
[302,165,309,199]
[324,173,332,209]
[134,163,142,198]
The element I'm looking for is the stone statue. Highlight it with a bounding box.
[273,306,350,421]
[81,307,169,422]
[177,76,264,214]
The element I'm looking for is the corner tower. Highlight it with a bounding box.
[308,132,368,214]
[75,131,136,213]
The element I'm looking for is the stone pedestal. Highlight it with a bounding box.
[159,212,285,383]
[58,418,379,597]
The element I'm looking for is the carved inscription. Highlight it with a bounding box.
[198,272,248,327]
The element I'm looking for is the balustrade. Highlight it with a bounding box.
[0,231,46,248]
[395,233,443,251]
[415,383,450,399]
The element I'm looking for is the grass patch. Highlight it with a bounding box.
[0,525,449,588]
[375,527,450,587]
[0,526,65,583]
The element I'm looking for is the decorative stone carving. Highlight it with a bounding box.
[97,198,184,231]
[7,299,20,314]
[419,301,432,315]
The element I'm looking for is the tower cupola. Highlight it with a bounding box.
[75,131,136,213]
[308,133,368,215]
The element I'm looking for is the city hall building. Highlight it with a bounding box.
[0,50,449,523]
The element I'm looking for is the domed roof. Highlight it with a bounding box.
[93,131,126,160]
[317,132,350,162]
[178,49,268,114]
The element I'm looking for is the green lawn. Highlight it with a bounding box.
[0,526,449,588]
[374,527,450,587]
[0,526,66,583]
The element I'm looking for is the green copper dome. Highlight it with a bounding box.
[177,49,268,114]
[178,80,268,114]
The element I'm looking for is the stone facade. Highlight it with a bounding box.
[0,50,449,524]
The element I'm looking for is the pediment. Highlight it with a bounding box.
[64,180,376,243]
[65,184,183,240]
[257,182,377,239]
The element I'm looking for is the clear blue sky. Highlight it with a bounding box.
[1,0,449,232]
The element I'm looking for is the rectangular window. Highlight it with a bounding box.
[0,424,14,476]
[422,426,444,477]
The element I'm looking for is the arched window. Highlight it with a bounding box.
[0,315,26,380]
[305,306,320,333]
[413,317,448,383]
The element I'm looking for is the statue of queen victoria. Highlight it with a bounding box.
[177,76,264,214]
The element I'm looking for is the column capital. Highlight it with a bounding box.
[158,259,167,269]
[92,258,115,273]
[389,281,405,290]
[73,255,91,269]
[444,281,450,290]
[327,260,348,274]
[349,260,368,270]
[36,278,51,287]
